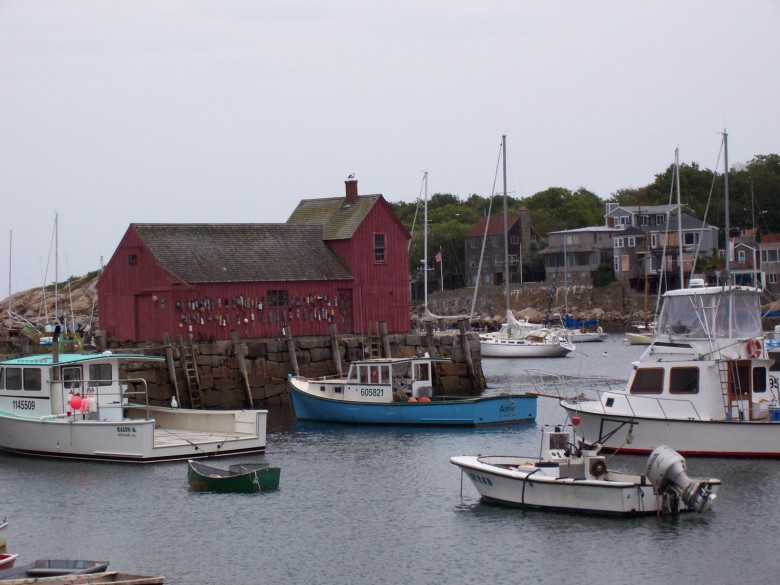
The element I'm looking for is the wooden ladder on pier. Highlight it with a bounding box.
[366,323,382,358]
[179,335,204,409]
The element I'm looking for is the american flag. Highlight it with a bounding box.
[435,251,442,263]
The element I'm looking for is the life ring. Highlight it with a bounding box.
[746,338,763,359]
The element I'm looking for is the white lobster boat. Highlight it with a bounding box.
[0,342,267,463]
[556,283,780,457]
[451,425,719,516]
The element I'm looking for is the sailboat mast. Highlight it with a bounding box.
[423,172,428,310]
[502,135,510,316]
[564,235,568,313]
[723,130,731,280]
[675,147,684,287]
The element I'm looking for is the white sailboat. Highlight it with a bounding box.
[479,135,574,358]
[557,131,780,457]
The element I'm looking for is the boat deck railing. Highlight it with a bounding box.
[524,369,626,399]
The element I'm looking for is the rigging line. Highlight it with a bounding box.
[408,172,426,252]
[469,139,504,319]
[690,140,724,276]
[653,154,679,317]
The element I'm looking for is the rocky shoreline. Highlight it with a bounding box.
[2,277,777,341]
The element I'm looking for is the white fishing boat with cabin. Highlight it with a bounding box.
[0,332,267,463]
[557,133,780,457]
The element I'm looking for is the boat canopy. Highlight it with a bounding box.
[564,314,598,328]
[657,286,762,339]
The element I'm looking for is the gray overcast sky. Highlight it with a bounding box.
[2,1,779,295]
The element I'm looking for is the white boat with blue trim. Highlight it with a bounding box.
[288,355,536,426]
[0,340,267,463]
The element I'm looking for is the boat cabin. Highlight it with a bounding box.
[0,353,164,422]
[306,356,449,403]
[615,285,777,422]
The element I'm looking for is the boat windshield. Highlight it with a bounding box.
[657,288,762,339]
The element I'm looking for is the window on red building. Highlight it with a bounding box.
[374,233,386,262]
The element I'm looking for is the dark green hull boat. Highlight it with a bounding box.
[187,460,280,493]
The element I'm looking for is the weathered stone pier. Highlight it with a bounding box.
[121,321,486,409]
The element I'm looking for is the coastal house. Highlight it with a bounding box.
[758,234,780,294]
[605,203,718,289]
[97,180,411,342]
[463,209,534,286]
[540,226,624,284]
[730,238,759,286]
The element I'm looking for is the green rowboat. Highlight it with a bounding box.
[187,460,280,493]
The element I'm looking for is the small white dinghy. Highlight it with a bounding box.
[451,425,720,517]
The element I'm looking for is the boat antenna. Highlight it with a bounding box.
[6,230,11,329]
[55,211,59,330]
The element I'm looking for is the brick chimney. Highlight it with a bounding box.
[345,179,358,204]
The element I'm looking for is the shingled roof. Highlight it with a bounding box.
[287,195,380,240]
[132,223,353,283]
[466,213,522,238]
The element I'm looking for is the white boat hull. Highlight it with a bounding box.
[451,454,717,516]
[562,400,780,457]
[480,338,574,358]
[569,331,608,343]
[625,332,652,345]
[0,406,267,463]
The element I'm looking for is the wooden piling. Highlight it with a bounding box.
[459,319,479,388]
[329,323,342,376]
[162,332,181,406]
[231,330,254,409]
[424,321,436,356]
[380,321,391,358]
[284,326,300,376]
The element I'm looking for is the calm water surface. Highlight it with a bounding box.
[2,336,779,584]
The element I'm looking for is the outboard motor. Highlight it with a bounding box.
[645,446,717,513]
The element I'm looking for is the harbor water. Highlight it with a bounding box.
[2,335,780,584]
